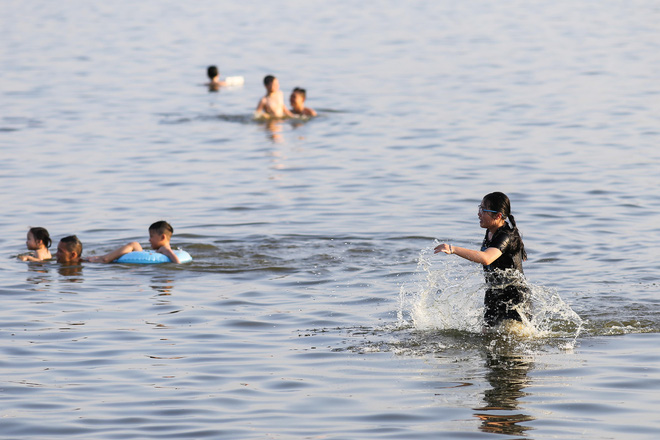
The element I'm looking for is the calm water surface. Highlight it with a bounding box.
[2,0,660,438]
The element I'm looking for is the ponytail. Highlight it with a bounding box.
[507,214,527,261]
[29,227,52,249]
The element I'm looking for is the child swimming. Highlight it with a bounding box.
[256,75,294,119]
[18,227,52,262]
[207,65,226,91]
[85,221,182,264]
[206,65,244,91]
[289,87,317,117]
[434,192,530,330]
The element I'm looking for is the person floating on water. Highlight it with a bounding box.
[206,65,244,91]
[56,221,183,265]
[18,227,52,262]
[256,75,294,119]
[86,221,182,264]
[289,87,317,117]
[434,192,529,329]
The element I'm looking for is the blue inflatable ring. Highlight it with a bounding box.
[114,250,192,264]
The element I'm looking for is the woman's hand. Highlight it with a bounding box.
[434,243,452,254]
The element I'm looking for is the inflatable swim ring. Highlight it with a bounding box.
[114,250,192,264]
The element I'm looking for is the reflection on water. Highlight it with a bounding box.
[25,262,53,289]
[57,263,84,282]
[475,343,535,437]
[263,118,284,143]
[150,275,174,296]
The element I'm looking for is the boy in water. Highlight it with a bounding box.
[256,75,294,118]
[58,221,182,264]
[207,65,226,90]
[289,87,317,117]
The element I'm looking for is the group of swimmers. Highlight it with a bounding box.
[18,221,182,265]
[206,66,317,118]
[18,192,530,330]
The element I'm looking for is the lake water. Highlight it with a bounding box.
[2,0,660,438]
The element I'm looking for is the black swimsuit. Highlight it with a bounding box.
[481,224,528,326]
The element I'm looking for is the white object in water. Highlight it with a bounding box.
[224,76,245,86]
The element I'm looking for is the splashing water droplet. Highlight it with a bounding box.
[399,244,583,342]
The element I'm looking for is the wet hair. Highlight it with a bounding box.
[292,87,306,99]
[60,235,83,256]
[29,227,51,248]
[482,192,527,261]
[263,75,275,87]
[149,220,174,237]
[207,65,218,79]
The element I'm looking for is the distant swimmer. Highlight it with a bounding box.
[207,65,225,91]
[256,75,294,119]
[86,221,183,264]
[18,227,52,262]
[434,192,530,329]
[289,87,317,117]
[206,65,244,91]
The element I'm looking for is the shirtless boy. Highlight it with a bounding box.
[256,75,294,118]
[289,87,317,117]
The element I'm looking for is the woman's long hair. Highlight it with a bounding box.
[482,192,527,261]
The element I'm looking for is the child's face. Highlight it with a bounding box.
[26,232,40,250]
[267,78,279,93]
[55,241,77,263]
[149,230,169,249]
[290,92,304,111]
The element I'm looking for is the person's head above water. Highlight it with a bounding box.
[292,87,306,99]
[207,65,219,80]
[289,87,317,116]
[148,220,174,249]
[480,192,527,260]
[27,227,51,250]
[56,235,83,264]
[290,87,306,109]
[263,75,279,93]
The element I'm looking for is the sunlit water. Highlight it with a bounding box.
[2,0,660,438]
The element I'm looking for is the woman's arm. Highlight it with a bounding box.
[434,243,502,266]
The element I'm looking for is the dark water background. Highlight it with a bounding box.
[2,0,660,438]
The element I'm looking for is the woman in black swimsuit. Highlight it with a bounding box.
[434,192,528,327]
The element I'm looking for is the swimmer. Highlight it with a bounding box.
[18,227,52,261]
[434,192,530,329]
[207,65,226,90]
[289,87,317,117]
[55,235,84,264]
[256,75,294,119]
[55,235,142,264]
[86,221,182,264]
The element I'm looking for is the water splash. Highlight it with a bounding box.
[399,243,583,344]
